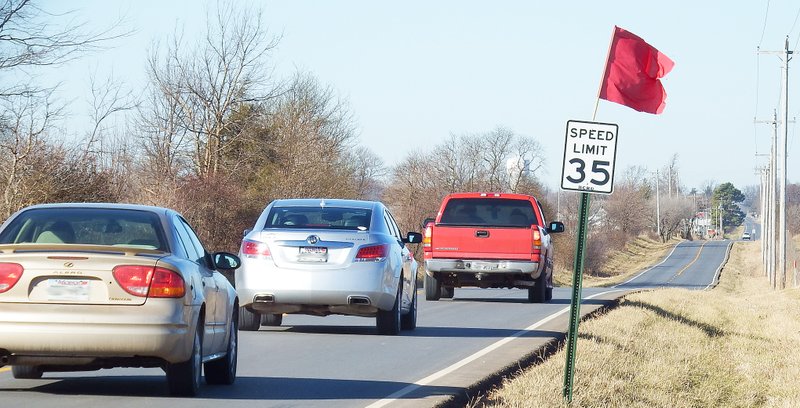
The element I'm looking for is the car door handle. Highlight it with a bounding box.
[476,230,490,238]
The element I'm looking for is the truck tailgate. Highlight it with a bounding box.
[431,226,531,260]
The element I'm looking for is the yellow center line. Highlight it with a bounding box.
[674,240,709,277]
[0,366,10,373]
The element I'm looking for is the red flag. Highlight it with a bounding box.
[599,26,675,114]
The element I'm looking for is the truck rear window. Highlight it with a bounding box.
[439,198,537,227]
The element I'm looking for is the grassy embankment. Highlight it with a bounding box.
[484,239,800,407]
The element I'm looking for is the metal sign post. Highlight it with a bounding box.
[561,120,618,403]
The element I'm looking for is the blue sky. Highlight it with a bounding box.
[42,0,800,193]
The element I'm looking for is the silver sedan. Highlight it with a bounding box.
[236,199,421,335]
[0,203,241,396]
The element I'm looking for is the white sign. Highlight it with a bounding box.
[561,120,619,194]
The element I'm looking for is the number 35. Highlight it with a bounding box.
[565,159,610,186]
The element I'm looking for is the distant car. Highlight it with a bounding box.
[236,199,422,335]
[0,203,241,396]
[742,232,751,240]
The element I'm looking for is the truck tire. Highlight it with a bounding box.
[441,286,454,299]
[425,273,441,301]
[528,272,547,303]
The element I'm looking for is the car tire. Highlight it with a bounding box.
[545,286,553,302]
[400,283,417,331]
[528,272,548,303]
[261,313,283,327]
[205,312,238,385]
[11,365,43,379]
[238,306,260,331]
[424,272,441,301]
[166,321,202,397]
[376,281,402,335]
[441,286,454,299]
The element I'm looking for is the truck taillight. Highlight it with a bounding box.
[531,229,542,261]
[423,224,433,252]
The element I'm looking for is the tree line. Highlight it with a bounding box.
[0,1,763,276]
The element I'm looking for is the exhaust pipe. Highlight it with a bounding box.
[254,294,274,303]
[348,296,371,305]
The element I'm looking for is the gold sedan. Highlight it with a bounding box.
[0,203,241,396]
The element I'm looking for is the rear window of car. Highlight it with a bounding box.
[0,208,167,251]
[439,198,538,227]
[264,207,372,230]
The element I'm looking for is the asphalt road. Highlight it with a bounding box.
[0,239,731,408]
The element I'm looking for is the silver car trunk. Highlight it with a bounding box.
[254,230,371,269]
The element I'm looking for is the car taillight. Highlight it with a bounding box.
[241,240,271,257]
[149,267,186,298]
[422,223,433,252]
[0,263,23,294]
[113,265,185,298]
[355,244,388,262]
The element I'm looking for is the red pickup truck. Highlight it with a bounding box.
[422,192,564,303]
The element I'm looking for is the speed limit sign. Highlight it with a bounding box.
[561,120,618,194]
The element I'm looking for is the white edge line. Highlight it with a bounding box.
[705,240,733,290]
[364,289,625,408]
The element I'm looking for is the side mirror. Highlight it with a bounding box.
[403,232,423,244]
[547,221,565,234]
[421,217,435,230]
[214,252,241,270]
[243,228,252,237]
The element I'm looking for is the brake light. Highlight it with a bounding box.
[0,263,23,293]
[422,223,433,252]
[241,240,271,257]
[531,229,542,261]
[355,244,388,262]
[113,265,185,298]
[113,265,152,296]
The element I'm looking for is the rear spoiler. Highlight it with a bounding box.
[0,243,167,257]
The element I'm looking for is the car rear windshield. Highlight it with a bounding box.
[264,207,372,230]
[439,198,538,227]
[0,208,167,251]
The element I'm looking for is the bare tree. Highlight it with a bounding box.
[0,0,128,96]
[145,2,280,179]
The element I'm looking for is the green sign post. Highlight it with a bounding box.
[559,120,618,402]
[562,191,590,402]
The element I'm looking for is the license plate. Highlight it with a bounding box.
[46,278,90,301]
[298,246,327,262]
[457,261,498,271]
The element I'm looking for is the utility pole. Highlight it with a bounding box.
[755,110,778,286]
[779,36,791,289]
[758,39,792,289]
[655,169,661,238]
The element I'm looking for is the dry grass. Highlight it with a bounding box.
[485,241,800,407]
[554,235,681,288]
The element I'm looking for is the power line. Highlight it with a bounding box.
[759,0,771,48]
